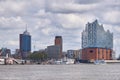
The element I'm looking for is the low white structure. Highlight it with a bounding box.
[0,59,5,64]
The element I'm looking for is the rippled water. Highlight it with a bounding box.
[0,64,120,80]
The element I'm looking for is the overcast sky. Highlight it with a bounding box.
[0,0,120,57]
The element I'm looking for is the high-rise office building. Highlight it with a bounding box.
[82,20,113,61]
[20,29,31,59]
[54,36,63,58]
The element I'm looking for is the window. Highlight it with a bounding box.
[90,50,93,53]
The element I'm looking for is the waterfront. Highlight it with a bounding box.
[0,64,120,80]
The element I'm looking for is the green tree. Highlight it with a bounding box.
[28,51,48,62]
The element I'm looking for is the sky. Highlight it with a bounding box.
[0,0,120,57]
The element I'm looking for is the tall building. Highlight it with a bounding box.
[20,29,31,59]
[82,20,113,61]
[54,36,63,58]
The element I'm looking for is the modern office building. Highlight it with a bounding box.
[82,20,113,61]
[20,29,31,59]
[47,45,60,60]
[54,36,63,58]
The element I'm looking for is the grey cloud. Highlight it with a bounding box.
[45,0,120,16]
[45,3,98,14]
[75,0,103,4]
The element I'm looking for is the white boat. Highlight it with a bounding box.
[54,59,75,65]
[54,60,62,64]
[65,59,75,64]
[94,60,106,65]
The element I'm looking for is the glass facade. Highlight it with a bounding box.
[20,30,31,59]
[82,20,113,49]
[20,34,31,52]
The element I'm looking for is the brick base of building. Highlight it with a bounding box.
[82,48,112,61]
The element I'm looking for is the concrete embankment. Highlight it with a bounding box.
[105,60,120,64]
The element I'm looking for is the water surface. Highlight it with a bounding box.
[0,64,120,80]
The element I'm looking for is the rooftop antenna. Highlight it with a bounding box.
[26,24,28,31]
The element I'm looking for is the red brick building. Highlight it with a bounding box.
[82,48,112,61]
[54,36,63,58]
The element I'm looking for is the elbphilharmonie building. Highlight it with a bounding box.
[82,20,113,61]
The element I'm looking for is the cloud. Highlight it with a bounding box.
[75,0,103,4]
[7,40,19,46]
[45,1,100,14]
[41,27,52,35]
[102,11,120,24]
[0,16,26,30]
[0,0,27,16]
[56,13,97,29]
[34,9,47,18]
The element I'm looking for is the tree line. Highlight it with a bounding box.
[28,51,48,63]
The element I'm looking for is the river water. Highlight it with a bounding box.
[0,64,120,80]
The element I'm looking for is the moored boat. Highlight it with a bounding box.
[94,60,106,65]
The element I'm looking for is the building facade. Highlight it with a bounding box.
[13,49,22,59]
[54,36,63,58]
[67,49,82,60]
[20,29,31,59]
[0,48,11,58]
[74,49,82,60]
[47,45,60,60]
[67,50,74,59]
[82,20,113,61]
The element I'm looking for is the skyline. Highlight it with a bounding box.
[0,0,120,57]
